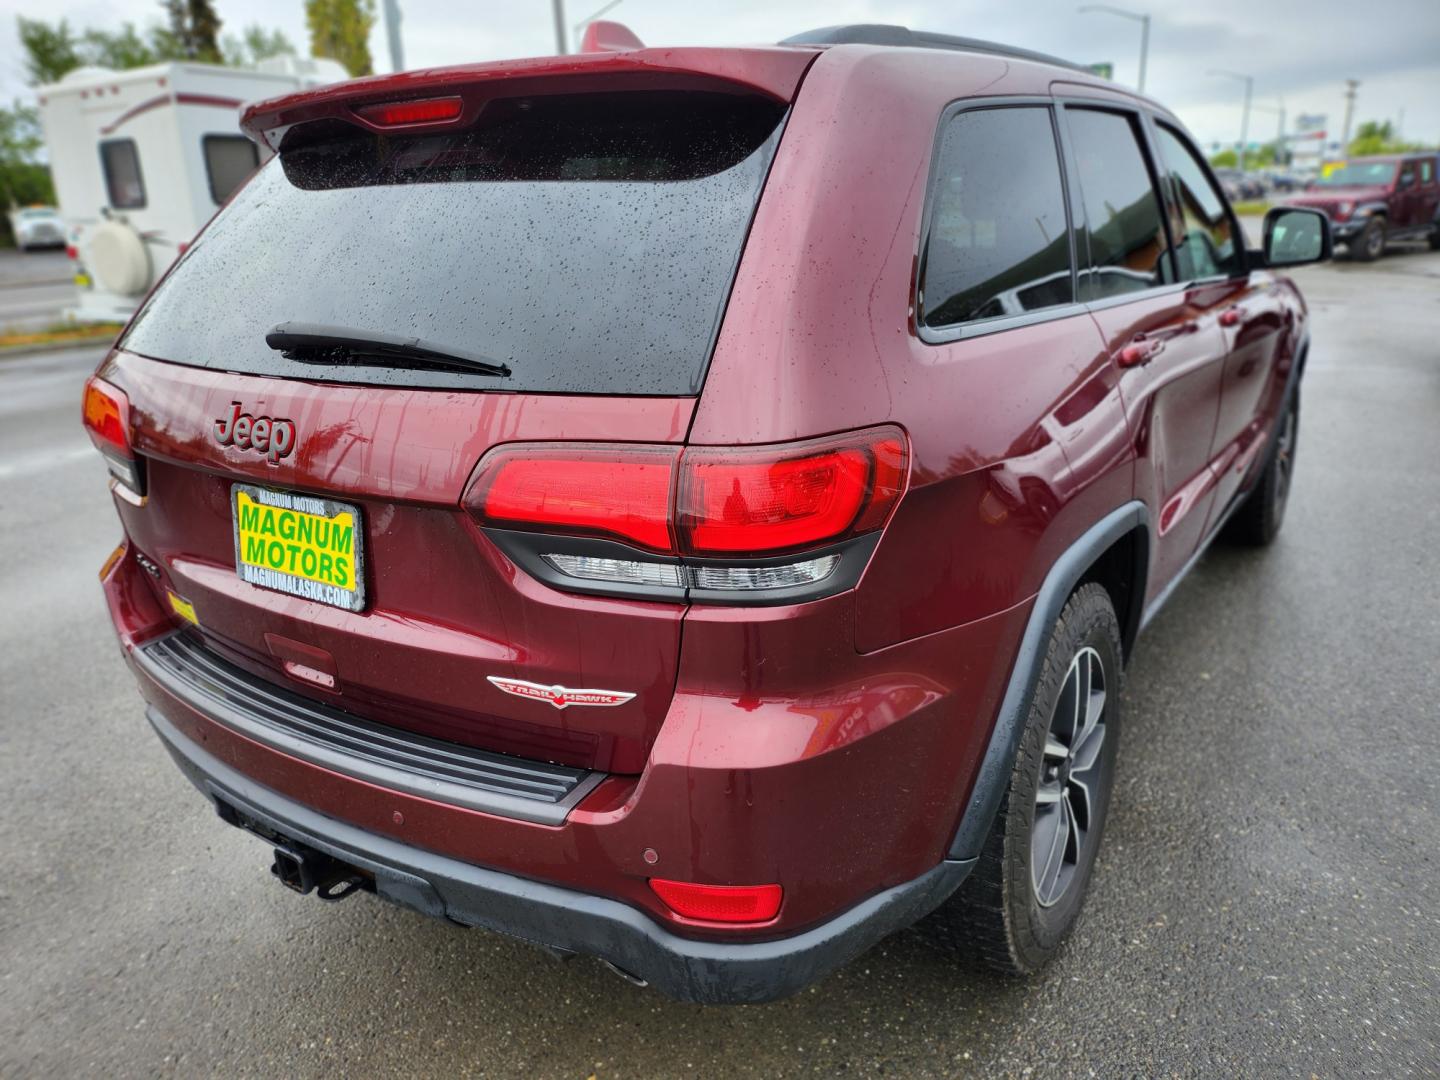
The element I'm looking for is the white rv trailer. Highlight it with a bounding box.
[37,57,347,324]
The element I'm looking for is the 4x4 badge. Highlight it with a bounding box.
[486,676,635,710]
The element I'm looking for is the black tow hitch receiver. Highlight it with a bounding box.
[214,798,372,902]
[270,843,368,901]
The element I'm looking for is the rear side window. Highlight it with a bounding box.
[121,91,785,395]
[203,135,260,204]
[1064,109,1169,300]
[1154,124,1241,282]
[100,139,146,209]
[1422,160,1435,184]
[920,106,1073,329]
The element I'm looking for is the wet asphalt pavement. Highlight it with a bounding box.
[1,245,1437,1078]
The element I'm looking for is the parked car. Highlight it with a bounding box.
[84,22,1331,1004]
[1283,153,1440,260]
[1212,167,1265,201]
[1265,171,1306,194]
[7,205,65,250]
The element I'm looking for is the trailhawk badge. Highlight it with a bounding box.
[486,676,635,710]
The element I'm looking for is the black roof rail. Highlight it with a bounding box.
[780,24,1091,76]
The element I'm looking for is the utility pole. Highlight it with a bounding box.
[1340,79,1359,151]
[1251,100,1286,165]
[1209,69,1254,171]
[551,0,568,55]
[1077,6,1151,93]
[383,0,404,73]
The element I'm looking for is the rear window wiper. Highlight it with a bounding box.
[265,322,512,378]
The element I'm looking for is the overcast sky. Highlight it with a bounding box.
[3,0,1437,151]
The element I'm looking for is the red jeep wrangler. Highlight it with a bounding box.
[85,24,1331,1002]
[1285,152,1440,260]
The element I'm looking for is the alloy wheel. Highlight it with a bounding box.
[1274,406,1296,509]
[1031,646,1108,908]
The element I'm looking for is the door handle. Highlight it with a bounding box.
[1115,336,1165,368]
[1219,305,1247,328]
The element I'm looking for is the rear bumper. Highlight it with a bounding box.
[151,704,971,1003]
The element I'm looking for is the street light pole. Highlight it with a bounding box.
[1209,69,1255,171]
[1250,99,1286,166]
[1077,5,1151,94]
[551,0,568,55]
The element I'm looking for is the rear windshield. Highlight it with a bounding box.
[120,91,785,395]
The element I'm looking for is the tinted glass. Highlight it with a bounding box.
[121,92,784,395]
[1155,124,1241,281]
[203,135,260,203]
[920,107,1073,328]
[1422,160,1434,184]
[1066,109,1169,300]
[100,139,145,209]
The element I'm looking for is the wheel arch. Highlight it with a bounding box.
[947,501,1149,861]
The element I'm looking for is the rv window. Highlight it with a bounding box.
[203,135,260,204]
[100,139,146,209]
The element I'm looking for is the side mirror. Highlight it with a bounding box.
[1260,206,1332,268]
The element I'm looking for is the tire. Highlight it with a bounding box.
[1225,392,1298,547]
[1354,217,1386,261]
[920,583,1122,974]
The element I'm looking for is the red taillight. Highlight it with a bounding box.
[354,96,463,127]
[649,879,782,923]
[679,431,905,554]
[473,444,679,552]
[65,244,78,260]
[465,427,908,558]
[83,376,144,492]
[83,376,131,457]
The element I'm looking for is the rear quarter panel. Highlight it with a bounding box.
[691,48,1136,651]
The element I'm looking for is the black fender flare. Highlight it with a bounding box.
[947,500,1150,861]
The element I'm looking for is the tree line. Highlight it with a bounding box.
[2,1,377,231]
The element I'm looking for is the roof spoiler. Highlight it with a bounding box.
[240,45,817,152]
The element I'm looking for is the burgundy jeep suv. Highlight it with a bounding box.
[84,24,1330,1003]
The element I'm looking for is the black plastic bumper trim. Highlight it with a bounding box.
[134,632,604,826]
[148,705,974,1004]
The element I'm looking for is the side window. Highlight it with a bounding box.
[1154,124,1242,282]
[1421,160,1435,185]
[1398,164,1417,188]
[920,106,1073,329]
[1064,108,1170,300]
[100,139,146,209]
[203,135,261,204]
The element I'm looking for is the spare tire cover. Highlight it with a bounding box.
[89,221,152,296]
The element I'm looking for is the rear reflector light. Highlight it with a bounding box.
[541,552,839,591]
[467,427,906,558]
[82,376,143,492]
[686,555,839,591]
[354,96,463,127]
[542,554,685,589]
[649,879,782,923]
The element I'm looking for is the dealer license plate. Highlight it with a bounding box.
[231,485,365,612]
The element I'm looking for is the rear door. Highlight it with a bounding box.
[106,83,792,774]
[1057,102,1230,600]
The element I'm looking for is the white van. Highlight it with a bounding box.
[37,57,346,323]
